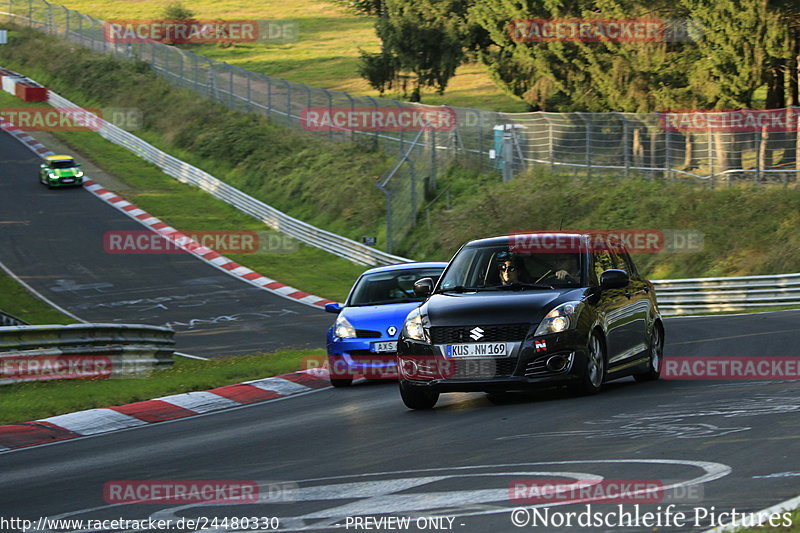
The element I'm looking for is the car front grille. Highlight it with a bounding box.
[355,329,381,338]
[451,358,518,379]
[430,324,530,344]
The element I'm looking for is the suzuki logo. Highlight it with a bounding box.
[469,327,484,341]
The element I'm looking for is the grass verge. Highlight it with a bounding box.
[0,272,74,325]
[0,348,324,425]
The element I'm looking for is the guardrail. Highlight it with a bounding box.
[653,273,800,315]
[0,323,176,384]
[45,89,411,267]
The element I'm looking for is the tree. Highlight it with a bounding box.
[356,0,476,101]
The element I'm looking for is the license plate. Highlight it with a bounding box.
[371,341,397,353]
[445,342,508,358]
[61,178,74,183]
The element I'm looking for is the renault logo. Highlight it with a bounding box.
[469,327,484,341]
[387,326,397,336]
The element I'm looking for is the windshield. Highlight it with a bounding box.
[438,245,583,291]
[348,268,444,306]
[50,159,77,169]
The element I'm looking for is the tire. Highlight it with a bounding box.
[399,381,439,409]
[330,377,353,388]
[635,324,663,382]
[569,332,605,396]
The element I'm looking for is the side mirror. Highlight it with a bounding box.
[413,277,434,298]
[324,302,343,314]
[600,269,629,290]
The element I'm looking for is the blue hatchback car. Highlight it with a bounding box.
[325,262,447,387]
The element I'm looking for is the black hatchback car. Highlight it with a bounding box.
[396,233,664,409]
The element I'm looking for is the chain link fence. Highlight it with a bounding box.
[5,0,800,251]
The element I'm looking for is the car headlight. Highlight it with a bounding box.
[48,173,57,179]
[75,171,84,177]
[534,301,581,336]
[334,315,356,339]
[402,308,429,342]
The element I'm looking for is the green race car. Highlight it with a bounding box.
[39,155,84,188]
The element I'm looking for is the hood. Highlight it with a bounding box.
[340,302,422,332]
[53,168,79,177]
[422,289,586,326]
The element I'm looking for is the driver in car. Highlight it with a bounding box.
[498,252,576,285]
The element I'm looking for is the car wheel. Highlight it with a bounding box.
[399,381,439,409]
[569,332,605,396]
[330,377,353,388]
[635,324,663,382]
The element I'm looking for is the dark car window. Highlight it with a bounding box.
[439,245,583,289]
[50,159,77,169]
[592,249,616,285]
[348,268,444,306]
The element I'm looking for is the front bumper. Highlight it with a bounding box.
[48,176,84,187]
[327,338,399,380]
[397,330,587,392]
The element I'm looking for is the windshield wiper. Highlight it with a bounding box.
[436,285,475,293]
[484,282,555,291]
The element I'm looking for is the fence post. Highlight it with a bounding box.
[365,95,379,149]
[378,184,393,254]
[430,128,437,189]
[323,88,333,139]
[543,114,554,172]
[344,92,355,142]
[265,74,272,119]
[622,114,630,178]
[708,133,715,190]
[578,113,592,178]
[285,80,292,127]
[755,129,761,184]
[229,64,234,109]
[664,129,671,180]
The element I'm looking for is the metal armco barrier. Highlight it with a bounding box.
[653,273,800,315]
[0,323,176,384]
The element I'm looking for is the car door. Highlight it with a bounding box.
[607,248,649,366]
[591,249,631,362]
[617,250,651,357]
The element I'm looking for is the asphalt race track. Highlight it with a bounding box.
[0,311,799,532]
[0,130,332,357]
